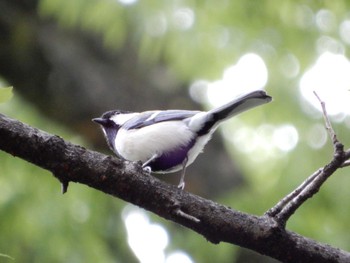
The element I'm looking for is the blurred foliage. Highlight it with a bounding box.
[38,0,350,81]
[1,0,350,262]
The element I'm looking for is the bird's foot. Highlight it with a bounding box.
[142,166,152,174]
[177,181,185,190]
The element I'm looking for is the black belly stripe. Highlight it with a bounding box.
[148,139,196,172]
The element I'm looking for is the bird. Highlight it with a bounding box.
[92,90,272,189]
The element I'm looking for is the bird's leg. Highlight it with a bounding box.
[177,157,188,190]
[142,154,159,174]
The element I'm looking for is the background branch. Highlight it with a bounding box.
[1,114,350,262]
[266,93,347,227]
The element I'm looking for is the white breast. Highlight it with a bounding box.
[115,121,195,162]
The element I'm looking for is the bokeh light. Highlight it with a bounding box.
[172,7,195,31]
[206,53,268,107]
[306,123,328,149]
[339,19,350,45]
[316,36,345,54]
[200,53,301,163]
[123,207,168,263]
[146,12,168,37]
[122,206,192,263]
[118,0,138,5]
[165,252,193,263]
[279,53,300,79]
[315,9,336,32]
[300,52,350,116]
[225,122,299,162]
[272,125,299,152]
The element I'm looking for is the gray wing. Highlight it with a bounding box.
[123,110,201,130]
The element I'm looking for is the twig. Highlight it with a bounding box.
[273,158,342,227]
[267,93,347,227]
[341,160,350,168]
[313,91,338,145]
[265,169,321,217]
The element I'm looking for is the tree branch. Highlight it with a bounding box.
[1,113,350,263]
[266,93,347,227]
[265,168,322,218]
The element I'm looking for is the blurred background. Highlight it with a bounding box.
[1,0,350,262]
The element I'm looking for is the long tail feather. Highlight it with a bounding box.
[197,90,272,135]
[210,90,271,120]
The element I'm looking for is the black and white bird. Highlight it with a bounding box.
[93,90,272,189]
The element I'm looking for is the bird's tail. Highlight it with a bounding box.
[197,90,272,135]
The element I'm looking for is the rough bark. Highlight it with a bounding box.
[1,113,350,263]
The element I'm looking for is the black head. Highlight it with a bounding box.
[92,110,132,127]
[92,110,134,153]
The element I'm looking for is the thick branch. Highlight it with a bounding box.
[0,113,349,263]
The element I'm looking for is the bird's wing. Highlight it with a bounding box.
[123,110,200,130]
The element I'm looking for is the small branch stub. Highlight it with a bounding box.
[60,180,69,194]
[171,200,200,223]
[175,208,201,223]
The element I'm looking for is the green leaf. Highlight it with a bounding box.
[0,86,13,103]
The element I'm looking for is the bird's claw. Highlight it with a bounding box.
[143,166,152,174]
[177,181,185,190]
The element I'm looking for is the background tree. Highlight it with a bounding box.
[1,0,350,262]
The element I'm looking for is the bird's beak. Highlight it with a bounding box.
[92,118,107,125]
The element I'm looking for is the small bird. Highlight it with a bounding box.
[93,90,272,189]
